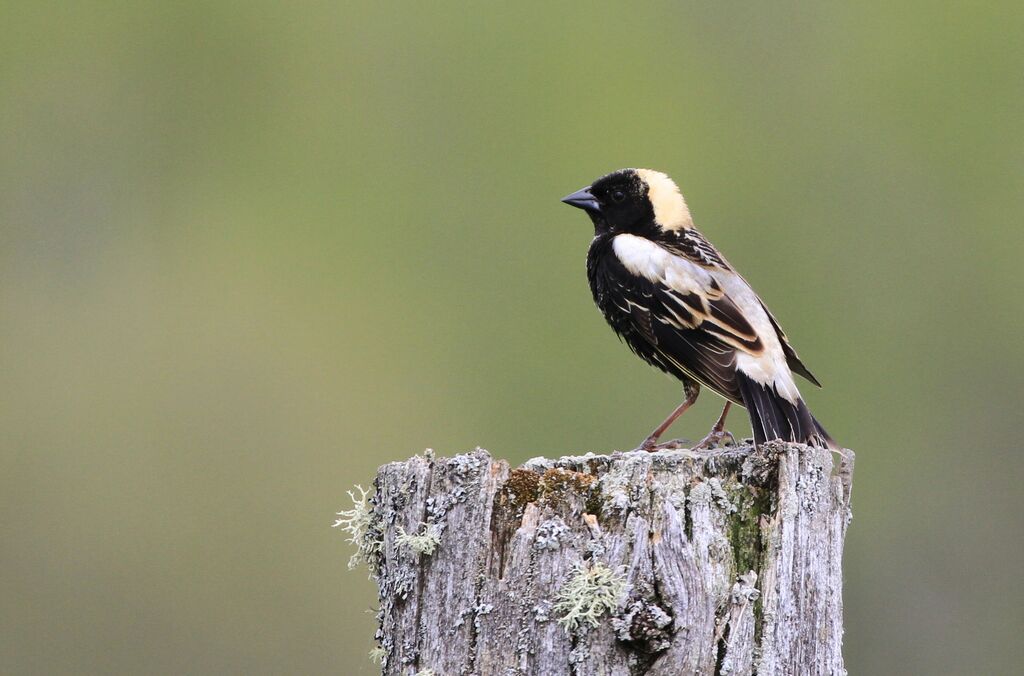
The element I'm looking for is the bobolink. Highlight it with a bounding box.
[562,168,836,451]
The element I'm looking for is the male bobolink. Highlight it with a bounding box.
[562,168,836,451]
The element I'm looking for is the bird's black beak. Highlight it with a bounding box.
[561,186,601,214]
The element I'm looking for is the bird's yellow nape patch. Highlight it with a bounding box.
[635,168,693,231]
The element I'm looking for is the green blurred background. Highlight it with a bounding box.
[2,1,1021,674]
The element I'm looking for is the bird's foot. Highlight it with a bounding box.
[638,436,659,452]
[691,428,736,451]
[637,437,691,452]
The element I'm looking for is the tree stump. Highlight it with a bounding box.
[362,442,853,675]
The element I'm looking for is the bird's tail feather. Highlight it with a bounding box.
[737,371,837,449]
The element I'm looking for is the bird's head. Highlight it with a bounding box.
[561,168,693,235]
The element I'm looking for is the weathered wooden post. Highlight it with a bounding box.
[341,442,853,675]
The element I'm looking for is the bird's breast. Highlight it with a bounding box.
[587,238,650,337]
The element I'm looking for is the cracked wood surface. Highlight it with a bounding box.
[368,442,853,675]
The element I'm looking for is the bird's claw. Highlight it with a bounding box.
[637,437,689,452]
[691,429,736,450]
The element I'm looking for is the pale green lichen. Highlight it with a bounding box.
[396,523,442,556]
[368,646,386,664]
[553,561,628,632]
[332,484,381,571]
[413,669,436,676]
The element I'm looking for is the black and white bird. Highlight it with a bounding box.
[562,168,836,451]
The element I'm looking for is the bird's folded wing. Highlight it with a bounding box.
[649,319,743,403]
[661,230,822,388]
[644,275,762,403]
[645,231,763,354]
[650,267,765,356]
[610,238,765,402]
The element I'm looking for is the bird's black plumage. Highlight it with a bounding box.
[564,168,836,450]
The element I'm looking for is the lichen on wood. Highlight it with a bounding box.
[352,442,853,675]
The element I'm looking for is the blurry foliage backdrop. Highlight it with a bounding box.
[2,1,1022,674]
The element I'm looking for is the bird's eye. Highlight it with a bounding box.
[610,190,626,203]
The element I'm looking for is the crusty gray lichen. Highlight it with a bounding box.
[534,517,571,551]
[612,599,674,654]
[688,477,738,513]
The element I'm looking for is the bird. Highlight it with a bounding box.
[561,168,836,452]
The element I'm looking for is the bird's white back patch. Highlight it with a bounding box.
[635,168,693,231]
[612,234,713,296]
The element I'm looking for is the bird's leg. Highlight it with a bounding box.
[639,381,700,452]
[692,401,736,450]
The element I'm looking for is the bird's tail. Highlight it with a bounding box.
[736,371,837,450]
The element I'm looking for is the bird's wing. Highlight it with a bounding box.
[652,269,765,355]
[610,233,773,403]
[647,317,744,403]
[662,228,822,388]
